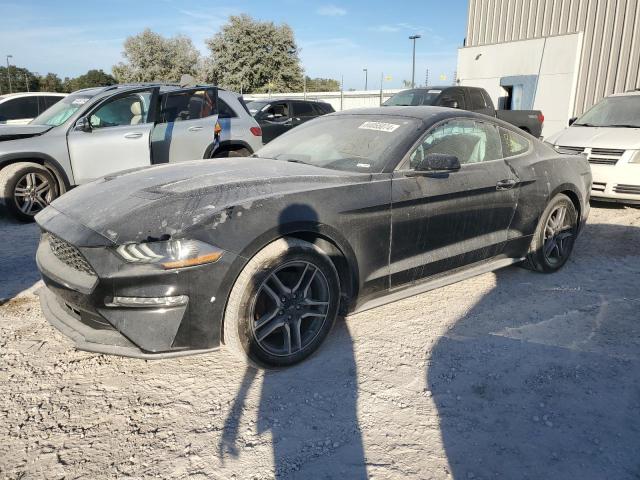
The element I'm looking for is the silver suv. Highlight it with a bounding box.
[0,84,262,221]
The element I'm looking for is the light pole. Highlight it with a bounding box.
[6,54,13,93]
[409,35,421,88]
[363,68,368,91]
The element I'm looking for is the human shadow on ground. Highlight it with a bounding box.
[218,204,368,479]
[427,222,640,480]
[0,215,41,303]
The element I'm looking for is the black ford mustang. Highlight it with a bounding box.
[35,107,591,367]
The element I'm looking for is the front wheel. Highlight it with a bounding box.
[0,162,58,222]
[223,238,340,368]
[524,193,578,273]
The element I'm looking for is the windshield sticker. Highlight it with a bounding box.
[357,163,371,168]
[358,121,400,133]
[71,98,89,105]
[428,89,442,94]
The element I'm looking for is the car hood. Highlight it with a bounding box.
[0,124,53,142]
[546,125,640,150]
[40,157,361,245]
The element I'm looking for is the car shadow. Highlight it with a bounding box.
[0,214,41,303]
[426,222,640,479]
[218,204,368,478]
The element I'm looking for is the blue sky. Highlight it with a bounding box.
[0,0,469,90]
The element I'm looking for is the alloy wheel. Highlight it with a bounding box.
[13,172,53,216]
[542,204,575,266]
[251,261,331,357]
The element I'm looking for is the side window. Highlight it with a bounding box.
[292,102,314,117]
[45,96,63,109]
[469,89,486,110]
[437,89,465,109]
[0,97,39,121]
[161,89,216,123]
[218,98,237,119]
[408,119,502,169]
[90,92,152,128]
[264,102,290,121]
[499,127,530,157]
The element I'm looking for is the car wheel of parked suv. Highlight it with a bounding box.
[212,147,251,158]
[0,162,58,222]
[224,238,340,368]
[524,193,578,273]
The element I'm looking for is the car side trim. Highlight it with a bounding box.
[351,256,524,314]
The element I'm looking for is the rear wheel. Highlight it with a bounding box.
[0,162,58,222]
[224,238,340,368]
[212,147,251,158]
[524,193,578,272]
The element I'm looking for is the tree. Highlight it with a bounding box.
[202,14,303,93]
[39,73,64,92]
[0,66,39,94]
[305,77,340,92]
[112,29,200,83]
[63,69,116,92]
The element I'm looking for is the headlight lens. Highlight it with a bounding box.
[116,239,223,269]
[629,151,640,164]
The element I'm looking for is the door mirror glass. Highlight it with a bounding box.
[74,116,92,132]
[417,153,461,171]
[568,117,577,126]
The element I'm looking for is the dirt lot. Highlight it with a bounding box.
[1,204,639,480]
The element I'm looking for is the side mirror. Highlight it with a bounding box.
[568,117,577,126]
[416,153,461,172]
[441,98,459,109]
[74,116,92,132]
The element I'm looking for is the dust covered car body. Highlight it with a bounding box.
[35,107,591,367]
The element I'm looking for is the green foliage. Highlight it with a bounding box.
[39,73,65,92]
[305,76,340,92]
[63,69,115,92]
[112,29,200,83]
[0,66,39,94]
[202,14,303,93]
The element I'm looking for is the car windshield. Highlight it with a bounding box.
[246,101,268,116]
[31,93,94,127]
[383,89,442,106]
[256,114,420,173]
[574,95,640,128]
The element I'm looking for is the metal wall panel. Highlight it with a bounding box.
[464,0,640,114]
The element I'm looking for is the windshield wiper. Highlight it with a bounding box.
[573,122,598,127]
[607,124,640,128]
[286,159,311,166]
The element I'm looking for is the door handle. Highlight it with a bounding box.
[188,126,203,132]
[496,179,517,190]
[124,132,143,139]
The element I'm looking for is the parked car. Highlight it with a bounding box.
[545,91,640,205]
[384,86,544,138]
[0,84,262,221]
[0,92,66,125]
[35,106,590,367]
[246,98,334,143]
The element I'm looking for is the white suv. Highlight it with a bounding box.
[0,92,66,125]
[546,91,640,205]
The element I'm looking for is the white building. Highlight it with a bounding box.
[457,0,640,136]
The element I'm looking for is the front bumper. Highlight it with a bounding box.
[35,209,240,358]
[590,163,640,204]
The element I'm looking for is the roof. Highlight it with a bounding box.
[0,92,67,100]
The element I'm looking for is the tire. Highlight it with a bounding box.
[523,193,578,273]
[0,162,58,222]
[224,238,340,368]
[212,147,251,158]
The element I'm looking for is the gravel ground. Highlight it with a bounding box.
[1,204,639,480]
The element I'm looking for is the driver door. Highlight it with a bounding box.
[67,87,159,184]
[390,118,519,287]
[259,101,293,143]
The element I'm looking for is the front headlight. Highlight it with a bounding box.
[116,239,223,269]
[629,151,640,164]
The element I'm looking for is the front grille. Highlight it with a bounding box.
[588,147,624,165]
[592,182,606,192]
[556,145,585,155]
[613,184,640,195]
[46,233,95,276]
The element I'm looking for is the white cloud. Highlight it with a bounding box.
[316,4,347,16]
